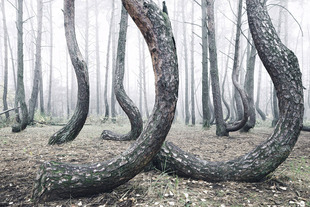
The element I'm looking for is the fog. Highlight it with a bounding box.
[0,0,309,123]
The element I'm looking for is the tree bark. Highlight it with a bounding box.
[1,0,9,120]
[95,0,100,115]
[182,0,190,125]
[241,36,256,132]
[32,0,178,201]
[111,0,117,123]
[48,0,90,145]
[12,0,28,133]
[101,5,143,141]
[47,0,53,115]
[255,63,266,120]
[207,0,227,136]
[28,0,43,123]
[142,42,149,119]
[153,0,303,182]
[103,2,114,122]
[201,0,210,128]
[190,0,195,126]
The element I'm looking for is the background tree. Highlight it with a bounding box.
[12,0,28,132]
[48,0,90,145]
[201,0,210,128]
[1,0,9,120]
[28,0,43,123]
[100,5,143,141]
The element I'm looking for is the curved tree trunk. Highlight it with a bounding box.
[48,0,90,145]
[153,0,303,182]
[32,0,178,202]
[101,5,143,141]
[241,37,256,132]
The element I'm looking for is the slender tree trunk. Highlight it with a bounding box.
[95,0,100,115]
[190,0,195,125]
[142,42,149,119]
[153,0,303,183]
[32,0,178,201]
[28,0,43,123]
[182,0,190,125]
[47,0,53,115]
[139,35,143,116]
[84,0,89,65]
[12,0,28,132]
[207,0,227,136]
[241,35,256,132]
[255,62,266,120]
[1,0,9,120]
[111,0,117,123]
[101,5,143,141]
[103,2,114,122]
[48,0,90,145]
[7,35,17,92]
[201,0,210,128]
[66,49,70,119]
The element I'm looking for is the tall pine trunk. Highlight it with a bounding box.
[12,0,28,132]
[1,0,9,120]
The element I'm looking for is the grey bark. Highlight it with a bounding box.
[48,0,90,145]
[241,35,256,132]
[1,0,9,120]
[182,0,190,125]
[255,63,266,120]
[101,5,143,141]
[207,0,227,136]
[103,1,114,122]
[201,0,210,128]
[28,0,43,123]
[142,42,149,119]
[47,0,53,115]
[190,0,195,125]
[32,0,178,201]
[12,0,28,133]
[95,0,100,115]
[153,0,303,182]
[111,0,117,123]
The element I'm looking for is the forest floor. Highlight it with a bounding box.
[0,120,310,207]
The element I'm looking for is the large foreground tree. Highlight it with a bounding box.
[153,0,303,182]
[32,0,178,201]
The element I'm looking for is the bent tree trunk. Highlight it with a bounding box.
[48,0,89,145]
[32,0,178,202]
[101,5,143,141]
[153,0,303,182]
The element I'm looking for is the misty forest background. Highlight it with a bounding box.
[0,0,309,127]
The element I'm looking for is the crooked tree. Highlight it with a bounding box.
[48,0,90,145]
[101,5,143,141]
[153,0,303,182]
[32,0,178,201]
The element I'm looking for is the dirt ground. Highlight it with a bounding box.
[0,122,309,206]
